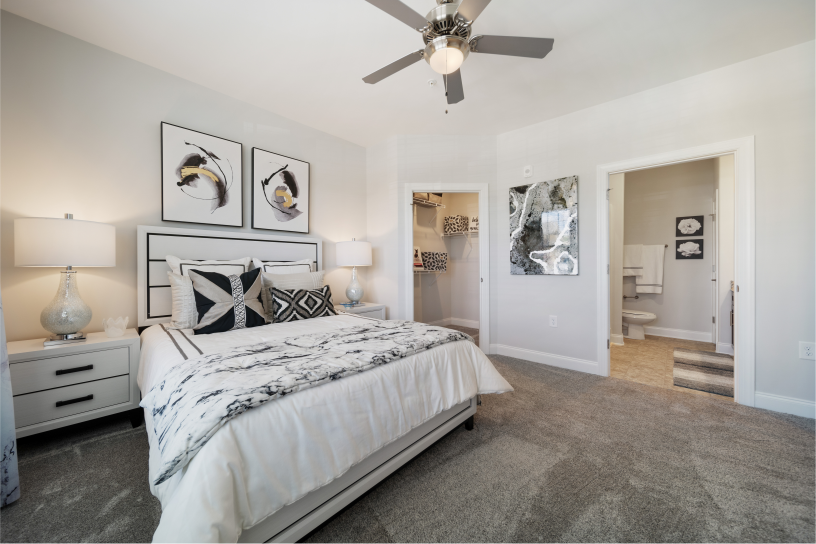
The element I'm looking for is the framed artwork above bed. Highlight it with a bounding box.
[251,147,310,233]
[161,122,243,227]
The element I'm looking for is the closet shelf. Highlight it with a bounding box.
[413,270,445,274]
[441,232,479,237]
[412,197,445,208]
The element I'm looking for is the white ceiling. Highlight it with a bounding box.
[3,0,813,147]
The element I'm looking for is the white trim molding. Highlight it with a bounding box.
[754,392,815,419]
[403,183,490,352]
[610,334,625,346]
[494,345,599,374]
[596,136,756,407]
[642,326,712,343]
[427,318,480,329]
[716,343,735,356]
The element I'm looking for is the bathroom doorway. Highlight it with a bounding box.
[607,156,737,400]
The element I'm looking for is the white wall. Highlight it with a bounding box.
[609,173,625,343]
[622,160,716,338]
[365,134,497,333]
[716,155,736,353]
[496,41,814,403]
[0,12,367,342]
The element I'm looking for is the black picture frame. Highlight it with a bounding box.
[161,122,243,228]
[676,215,704,237]
[676,239,704,259]
[251,147,310,234]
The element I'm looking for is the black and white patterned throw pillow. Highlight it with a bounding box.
[188,268,267,335]
[270,285,337,323]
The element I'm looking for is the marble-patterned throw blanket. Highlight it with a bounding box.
[141,320,472,485]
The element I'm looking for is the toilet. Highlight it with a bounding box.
[622,309,657,340]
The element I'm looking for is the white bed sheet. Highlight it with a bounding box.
[139,315,512,542]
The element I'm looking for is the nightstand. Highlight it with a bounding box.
[334,303,387,320]
[7,329,141,438]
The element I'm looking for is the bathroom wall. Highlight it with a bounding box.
[715,155,735,353]
[609,173,625,344]
[622,159,716,340]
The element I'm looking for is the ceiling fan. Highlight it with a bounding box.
[362,0,554,104]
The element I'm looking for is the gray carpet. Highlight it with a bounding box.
[1,355,813,543]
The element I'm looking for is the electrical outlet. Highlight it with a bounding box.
[800,342,815,360]
[549,315,557,327]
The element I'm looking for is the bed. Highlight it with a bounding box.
[136,226,512,542]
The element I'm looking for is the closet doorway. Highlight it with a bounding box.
[403,184,490,352]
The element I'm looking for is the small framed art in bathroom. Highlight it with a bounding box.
[676,215,704,237]
[676,239,703,259]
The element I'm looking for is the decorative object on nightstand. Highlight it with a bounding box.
[334,302,386,320]
[14,214,115,346]
[0,299,20,506]
[102,317,129,338]
[336,239,372,306]
[6,329,141,437]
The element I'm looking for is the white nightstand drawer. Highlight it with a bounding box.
[10,347,129,395]
[356,309,384,320]
[13,375,130,429]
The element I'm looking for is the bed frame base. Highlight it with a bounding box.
[238,397,477,543]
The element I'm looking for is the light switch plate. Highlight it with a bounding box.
[523,165,533,178]
[549,315,557,327]
[800,341,815,360]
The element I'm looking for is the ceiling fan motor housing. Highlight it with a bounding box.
[423,1,471,74]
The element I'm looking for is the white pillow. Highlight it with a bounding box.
[252,258,314,275]
[166,255,251,277]
[165,272,197,329]
[260,270,324,320]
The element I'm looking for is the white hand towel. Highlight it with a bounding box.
[623,244,643,277]
[636,245,665,293]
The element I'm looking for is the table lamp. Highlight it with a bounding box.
[15,214,115,346]
[335,239,372,306]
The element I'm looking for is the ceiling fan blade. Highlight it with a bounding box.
[363,0,429,30]
[456,0,492,22]
[363,50,424,84]
[445,69,464,104]
[471,35,554,58]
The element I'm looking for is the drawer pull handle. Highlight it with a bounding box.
[56,394,93,408]
[56,364,94,376]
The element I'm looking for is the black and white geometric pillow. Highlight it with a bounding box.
[270,285,337,323]
[188,268,267,335]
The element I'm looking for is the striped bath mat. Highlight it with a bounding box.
[673,348,734,397]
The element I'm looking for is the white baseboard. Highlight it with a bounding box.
[754,391,815,419]
[643,326,712,343]
[450,317,480,329]
[716,342,735,355]
[493,344,599,375]
[426,317,479,329]
[610,333,625,346]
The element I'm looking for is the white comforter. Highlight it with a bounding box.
[139,315,512,542]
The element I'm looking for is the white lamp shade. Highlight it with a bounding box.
[336,240,372,267]
[15,217,116,267]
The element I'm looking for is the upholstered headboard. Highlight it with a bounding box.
[137,225,322,327]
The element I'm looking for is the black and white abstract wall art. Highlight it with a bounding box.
[676,215,704,237]
[676,239,704,259]
[161,122,242,227]
[510,176,578,275]
[252,148,310,233]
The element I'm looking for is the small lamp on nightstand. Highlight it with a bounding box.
[335,238,372,306]
[14,214,115,346]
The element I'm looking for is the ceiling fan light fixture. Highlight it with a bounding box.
[424,36,469,75]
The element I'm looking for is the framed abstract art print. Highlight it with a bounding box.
[161,122,243,227]
[251,147,310,233]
